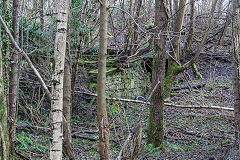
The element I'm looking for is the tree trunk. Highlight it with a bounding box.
[97,0,111,159]
[185,0,195,52]
[148,0,169,148]
[50,0,70,159]
[232,0,240,143]
[39,0,44,30]
[3,0,10,12]
[8,0,21,158]
[173,0,179,15]
[164,0,218,100]
[0,22,9,160]
[63,0,75,159]
[132,0,142,53]
[166,0,187,100]
[170,0,186,60]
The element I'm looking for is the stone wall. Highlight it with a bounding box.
[105,62,150,99]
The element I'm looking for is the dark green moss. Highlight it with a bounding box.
[148,104,165,148]
[164,62,182,99]
[193,63,203,79]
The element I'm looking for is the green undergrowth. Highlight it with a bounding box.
[16,131,49,154]
[15,75,235,159]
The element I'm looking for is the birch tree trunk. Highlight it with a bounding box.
[9,0,21,158]
[232,0,240,143]
[50,0,70,159]
[97,0,110,159]
[148,0,169,148]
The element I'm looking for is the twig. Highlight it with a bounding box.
[0,15,51,99]
[17,123,50,131]
[116,132,133,160]
[16,150,31,160]
[181,0,218,71]
[116,124,141,160]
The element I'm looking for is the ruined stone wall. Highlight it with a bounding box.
[105,63,150,99]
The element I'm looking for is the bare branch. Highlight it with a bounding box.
[181,0,218,71]
[0,15,51,99]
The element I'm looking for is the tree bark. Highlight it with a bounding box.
[173,0,179,16]
[63,0,75,159]
[97,0,111,159]
[8,0,21,158]
[132,0,142,53]
[185,0,195,52]
[148,0,169,148]
[163,0,218,100]
[232,0,240,142]
[0,22,8,160]
[50,0,70,159]
[170,0,186,60]
[3,0,10,12]
[39,0,44,30]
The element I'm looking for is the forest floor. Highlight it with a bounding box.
[16,54,240,159]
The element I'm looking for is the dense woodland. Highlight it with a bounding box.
[0,0,240,159]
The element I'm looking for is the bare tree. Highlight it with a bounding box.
[97,0,111,158]
[132,0,142,53]
[50,0,70,159]
[164,0,218,99]
[63,0,75,159]
[232,0,240,143]
[184,0,195,53]
[8,0,21,158]
[170,0,186,60]
[148,0,169,148]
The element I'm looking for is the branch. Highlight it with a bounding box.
[171,84,205,91]
[109,6,146,34]
[164,103,234,111]
[0,15,51,99]
[79,91,234,111]
[116,123,142,160]
[181,0,218,71]
[116,132,133,160]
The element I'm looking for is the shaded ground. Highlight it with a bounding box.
[15,54,240,159]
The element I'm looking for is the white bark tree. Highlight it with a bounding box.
[50,0,70,159]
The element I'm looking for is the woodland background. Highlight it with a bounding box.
[0,0,240,159]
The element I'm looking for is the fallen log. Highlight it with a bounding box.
[172,84,206,91]
[164,103,234,111]
[72,134,97,141]
[79,91,234,111]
